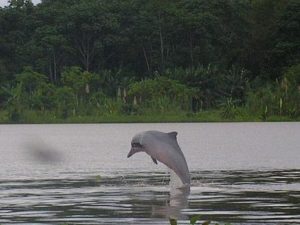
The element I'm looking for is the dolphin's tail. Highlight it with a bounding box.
[169,169,190,192]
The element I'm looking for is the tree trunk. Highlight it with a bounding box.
[158,12,164,71]
[76,35,94,72]
[142,46,150,72]
[53,49,57,82]
[189,32,194,67]
[49,63,53,83]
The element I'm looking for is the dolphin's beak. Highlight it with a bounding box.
[127,142,143,158]
[127,148,135,158]
[127,146,142,158]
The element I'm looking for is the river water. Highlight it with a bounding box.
[0,123,299,224]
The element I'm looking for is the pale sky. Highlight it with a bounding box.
[0,0,41,7]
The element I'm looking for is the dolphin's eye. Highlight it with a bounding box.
[132,142,143,148]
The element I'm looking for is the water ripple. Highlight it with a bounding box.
[0,169,299,224]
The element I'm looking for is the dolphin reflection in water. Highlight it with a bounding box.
[127,130,190,188]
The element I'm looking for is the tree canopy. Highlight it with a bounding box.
[0,0,299,122]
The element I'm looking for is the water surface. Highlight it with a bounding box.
[0,123,299,224]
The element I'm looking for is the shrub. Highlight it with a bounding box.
[128,76,196,111]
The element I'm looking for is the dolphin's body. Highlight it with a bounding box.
[127,130,190,186]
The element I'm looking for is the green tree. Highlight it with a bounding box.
[62,0,119,71]
[61,66,94,107]
[4,67,53,122]
[269,0,300,76]
[0,0,36,79]
[245,0,290,79]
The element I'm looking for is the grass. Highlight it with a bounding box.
[0,109,299,124]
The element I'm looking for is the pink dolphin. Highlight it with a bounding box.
[127,130,190,186]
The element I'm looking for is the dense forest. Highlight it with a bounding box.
[0,0,299,122]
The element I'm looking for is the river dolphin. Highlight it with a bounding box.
[127,130,190,186]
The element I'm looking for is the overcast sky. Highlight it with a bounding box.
[0,0,41,7]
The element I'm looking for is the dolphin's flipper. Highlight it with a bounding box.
[151,157,158,164]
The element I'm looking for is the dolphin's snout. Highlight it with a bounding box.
[127,148,135,158]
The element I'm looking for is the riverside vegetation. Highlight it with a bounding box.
[0,0,299,123]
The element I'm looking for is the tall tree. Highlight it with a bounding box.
[270,0,300,75]
[245,0,289,79]
[63,0,119,72]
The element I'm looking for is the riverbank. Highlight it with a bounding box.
[0,109,297,124]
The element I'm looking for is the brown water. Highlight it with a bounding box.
[0,123,299,224]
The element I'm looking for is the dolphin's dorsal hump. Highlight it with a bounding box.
[168,132,178,140]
